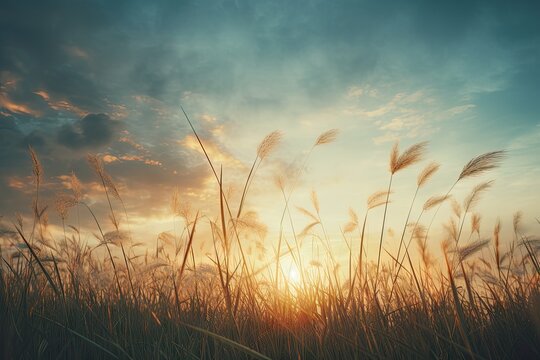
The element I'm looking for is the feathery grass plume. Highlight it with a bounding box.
[463,181,494,212]
[178,199,192,222]
[456,239,490,262]
[343,208,358,233]
[233,211,268,239]
[470,213,481,236]
[444,218,459,242]
[103,173,121,200]
[296,206,319,223]
[367,190,390,209]
[513,211,523,234]
[102,230,129,246]
[28,146,43,185]
[423,194,450,211]
[311,190,320,215]
[413,224,427,242]
[257,130,283,160]
[299,221,320,238]
[70,172,82,202]
[109,214,120,230]
[451,198,462,218]
[458,150,506,181]
[87,154,104,176]
[237,130,283,219]
[389,142,399,173]
[493,218,501,272]
[415,225,432,268]
[441,237,453,256]
[389,141,428,174]
[314,129,339,146]
[376,141,427,290]
[157,232,175,247]
[87,153,120,230]
[422,150,504,256]
[55,194,77,220]
[137,259,170,275]
[417,162,440,188]
[28,146,45,243]
[274,175,286,192]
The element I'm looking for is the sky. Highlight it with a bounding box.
[1,0,539,266]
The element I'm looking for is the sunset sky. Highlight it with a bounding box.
[1,1,539,263]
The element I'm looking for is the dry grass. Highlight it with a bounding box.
[0,125,538,360]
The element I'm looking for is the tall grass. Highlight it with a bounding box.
[0,117,538,359]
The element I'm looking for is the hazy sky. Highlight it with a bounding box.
[1,0,539,260]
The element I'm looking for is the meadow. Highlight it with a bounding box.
[0,113,539,359]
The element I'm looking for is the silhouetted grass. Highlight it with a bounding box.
[0,117,538,359]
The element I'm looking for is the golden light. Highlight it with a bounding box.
[287,266,301,285]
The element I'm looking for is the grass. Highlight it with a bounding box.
[0,115,539,359]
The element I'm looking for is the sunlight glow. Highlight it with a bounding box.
[287,267,301,285]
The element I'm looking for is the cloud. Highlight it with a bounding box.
[0,0,539,237]
[0,93,41,116]
[0,114,53,215]
[181,134,242,169]
[57,113,119,149]
[0,114,47,155]
[0,111,211,224]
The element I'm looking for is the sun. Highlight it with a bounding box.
[287,267,301,285]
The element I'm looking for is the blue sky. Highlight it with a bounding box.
[1,0,539,263]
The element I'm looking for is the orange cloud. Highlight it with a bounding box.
[34,90,88,117]
[50,100,87,117]
[108,103,129,120]
[7,177,26,189]
[6,176,39,194]
[143,159,162,166]
[34,90,50,101]
[119,155,162,166]
[102,153,162,166]
[119,136,145,151]
[102,154,120,163]
[0,71,19,90]
[0,93,40,116]
[65,46,89,59]
[34,89,87,117]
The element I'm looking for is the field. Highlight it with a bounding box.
[1,121,539,359]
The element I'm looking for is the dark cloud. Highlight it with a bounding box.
[0,114,44,165]
[57,113,119,149]
[1,0,539,113]
[21,131,46,148]
[0,115,18,132]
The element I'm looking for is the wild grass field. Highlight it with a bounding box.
[0,114,539,359]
